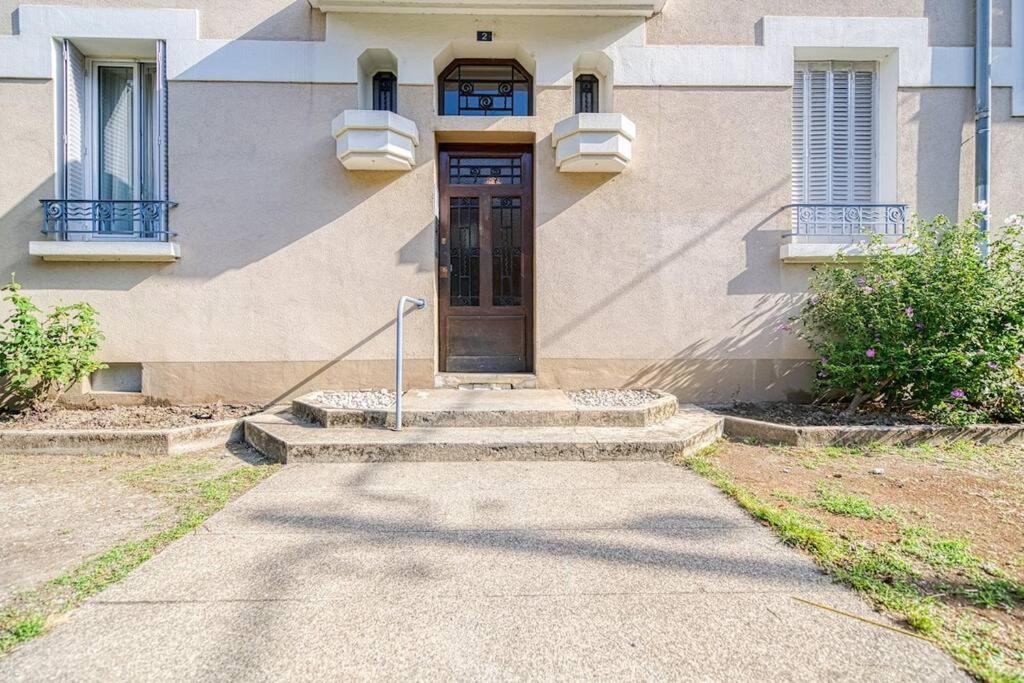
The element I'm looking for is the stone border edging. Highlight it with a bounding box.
[721,414,1024,447]
[0,418,244,457]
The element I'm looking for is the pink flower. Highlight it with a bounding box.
[866,348,877,358]
[820,357,828,365]
[775,323,792,332]
[862,286,875,294]
[904,307,914,318]
[950,389,966,399]
[987,362,1000,370]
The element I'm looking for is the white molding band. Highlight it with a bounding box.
[0,2,1021,114]
[309,0,667,17]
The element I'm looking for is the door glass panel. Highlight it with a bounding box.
[97,65,134,234]
[449,197,480,307]
[492,197,523,307]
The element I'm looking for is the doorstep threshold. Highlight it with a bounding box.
[434,372,537,390]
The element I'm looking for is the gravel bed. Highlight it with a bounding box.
[313,390,396,410]
[717,401,933,427]
[0,403,262,431]
[567,389,663,408]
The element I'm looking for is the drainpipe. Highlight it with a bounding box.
[975,0,992,257]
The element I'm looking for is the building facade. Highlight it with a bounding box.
[1,0,1022,404]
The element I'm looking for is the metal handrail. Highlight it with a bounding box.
[394,295,427,431]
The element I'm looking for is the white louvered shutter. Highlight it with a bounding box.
[62,39,87,201]
[792,62,876,207]
[852,68,876,203]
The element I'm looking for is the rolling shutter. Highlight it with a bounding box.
[792,62,876,205]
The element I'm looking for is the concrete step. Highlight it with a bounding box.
[293,389,679,429]
[244,405,723,464]
[434,373,537,390]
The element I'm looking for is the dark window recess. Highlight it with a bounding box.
[575,74,599,114]
[373,71,397,113]
[439,60,532,116]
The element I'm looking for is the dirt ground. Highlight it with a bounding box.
[0,404,261,430]
[702,439,1024,681]
[0,447,262,601]
[719,401,933,426]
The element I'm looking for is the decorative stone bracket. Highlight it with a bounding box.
[552,113,636,173]
[331,110,420,171]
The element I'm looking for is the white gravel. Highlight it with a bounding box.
[567,389,662,408]
[313,390,395,410]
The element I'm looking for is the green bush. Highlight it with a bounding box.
[0,276,105,412]
[791,208,1024,426]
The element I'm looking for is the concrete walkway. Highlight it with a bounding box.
[1,462,964,681]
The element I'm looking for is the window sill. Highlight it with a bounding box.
[29,241,181,262]
[779,242,916,264]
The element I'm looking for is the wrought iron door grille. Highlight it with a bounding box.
[449,197,480,306]
[491,197,523,306]
[449,156,522,185]
[40,199,177,240]
[786,203,909,237]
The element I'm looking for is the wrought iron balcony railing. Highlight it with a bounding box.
[785,203,909,238]
[40,199,177,241]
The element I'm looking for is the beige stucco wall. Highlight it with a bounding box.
[0,0,324,40]
[648,0,1014,48]
[1,2,1022,403]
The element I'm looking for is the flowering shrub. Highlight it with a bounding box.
[0,277,105,412]
[791,208,1024,426]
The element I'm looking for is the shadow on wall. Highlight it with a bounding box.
[911,88,974,220]
[537,177,790,351]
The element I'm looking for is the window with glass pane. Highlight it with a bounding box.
[373,71,397,113]
[439,60,532,116]
[575,74,599,114]
[94,62,159,237]
[97,65,134,234]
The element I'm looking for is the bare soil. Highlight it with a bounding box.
[718,401,934,426]
[0,404,261,431]
[705,440,1024,677]
[715,441,1024,573]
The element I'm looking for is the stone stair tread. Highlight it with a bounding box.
[244,406,723,463]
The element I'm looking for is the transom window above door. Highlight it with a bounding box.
[439,60,532,116]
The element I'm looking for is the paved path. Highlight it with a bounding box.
[1,462,964,681]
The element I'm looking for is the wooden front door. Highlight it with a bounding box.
[438,144,534,373]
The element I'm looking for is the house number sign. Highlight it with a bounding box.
[476,31,493,42]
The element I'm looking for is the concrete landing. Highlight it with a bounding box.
[293,389,678,428]
[0,462,966,681]
[245,405,723,463]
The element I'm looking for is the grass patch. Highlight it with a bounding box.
[811,483,897,521]
[677,443,1024,683]
[0,456,278,657]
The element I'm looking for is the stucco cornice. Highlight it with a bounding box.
[307,0,666,17]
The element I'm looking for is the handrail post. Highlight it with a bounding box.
[395,295,426,431]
